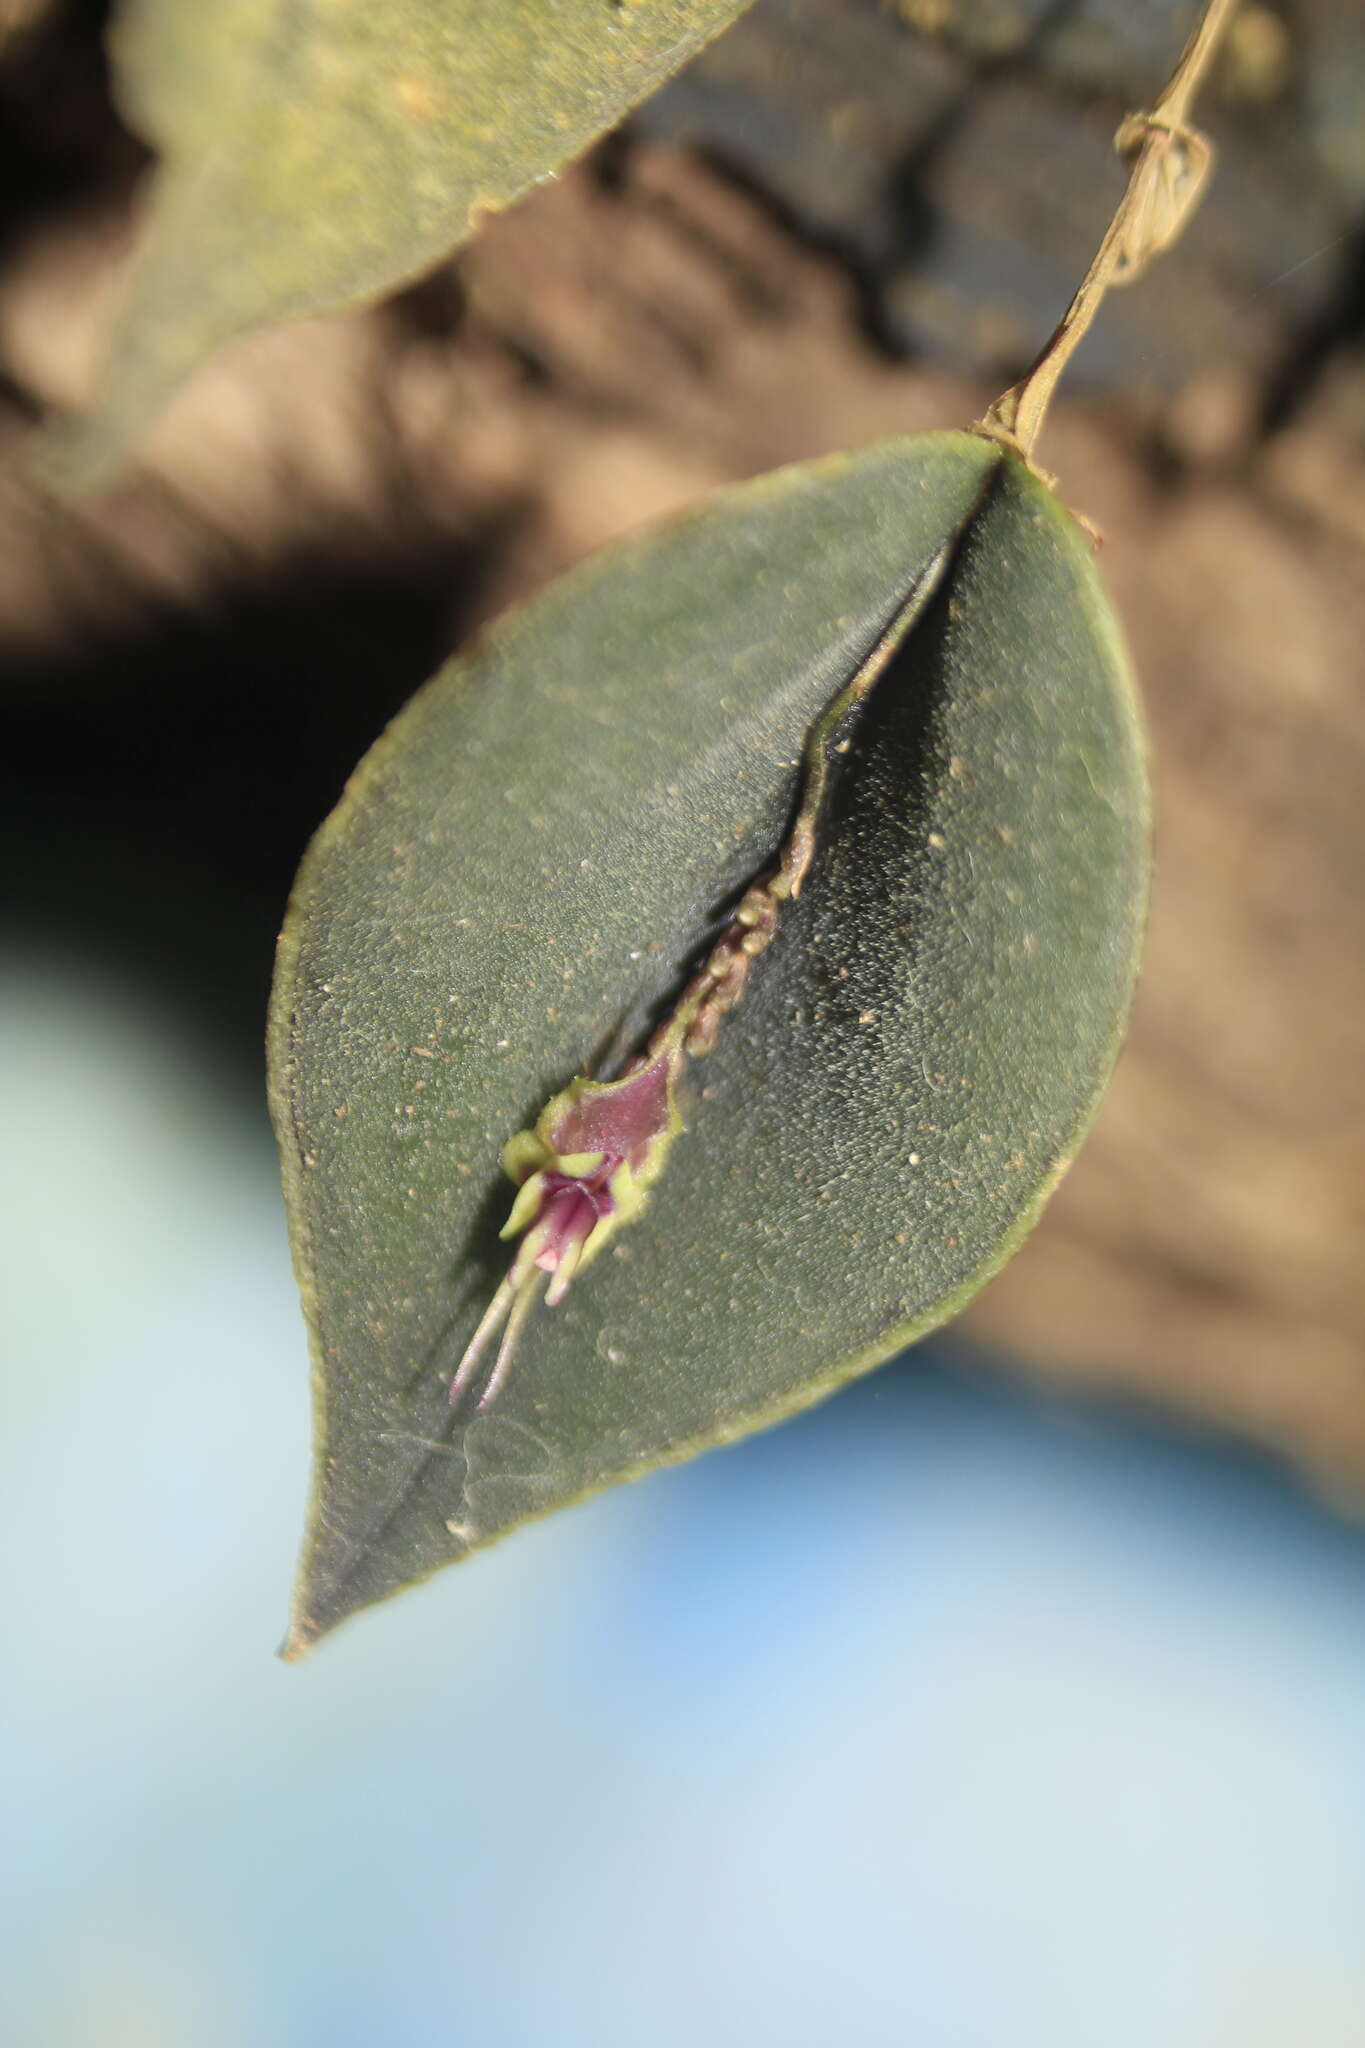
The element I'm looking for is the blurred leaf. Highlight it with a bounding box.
[51,0,754,479]
[270,433,1149,1652]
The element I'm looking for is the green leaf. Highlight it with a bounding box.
[270,432,1149,1653]
[50,0,754,481]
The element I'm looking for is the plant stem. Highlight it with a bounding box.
[974,0,1241,470]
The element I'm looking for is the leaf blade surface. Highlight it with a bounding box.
[58,0,755,475]
[270,434,1149,1652]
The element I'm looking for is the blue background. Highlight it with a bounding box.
[5,949,1365,2048]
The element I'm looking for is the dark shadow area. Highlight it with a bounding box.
[0,0,147,262]
[0,529,509,1083]
[1260,216,1365,436]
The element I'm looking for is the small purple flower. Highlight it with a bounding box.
[448,1044,682,1409]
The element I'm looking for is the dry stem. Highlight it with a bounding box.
[974,0,1241,472]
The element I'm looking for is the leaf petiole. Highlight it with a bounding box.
[974,0,1240,472]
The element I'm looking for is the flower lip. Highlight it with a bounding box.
[547,1052,675,1164]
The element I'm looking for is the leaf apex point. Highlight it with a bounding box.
[277,1618,318,1663]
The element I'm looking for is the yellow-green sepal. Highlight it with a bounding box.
[501,1129,553,1186]
[500,1172,547,1240]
